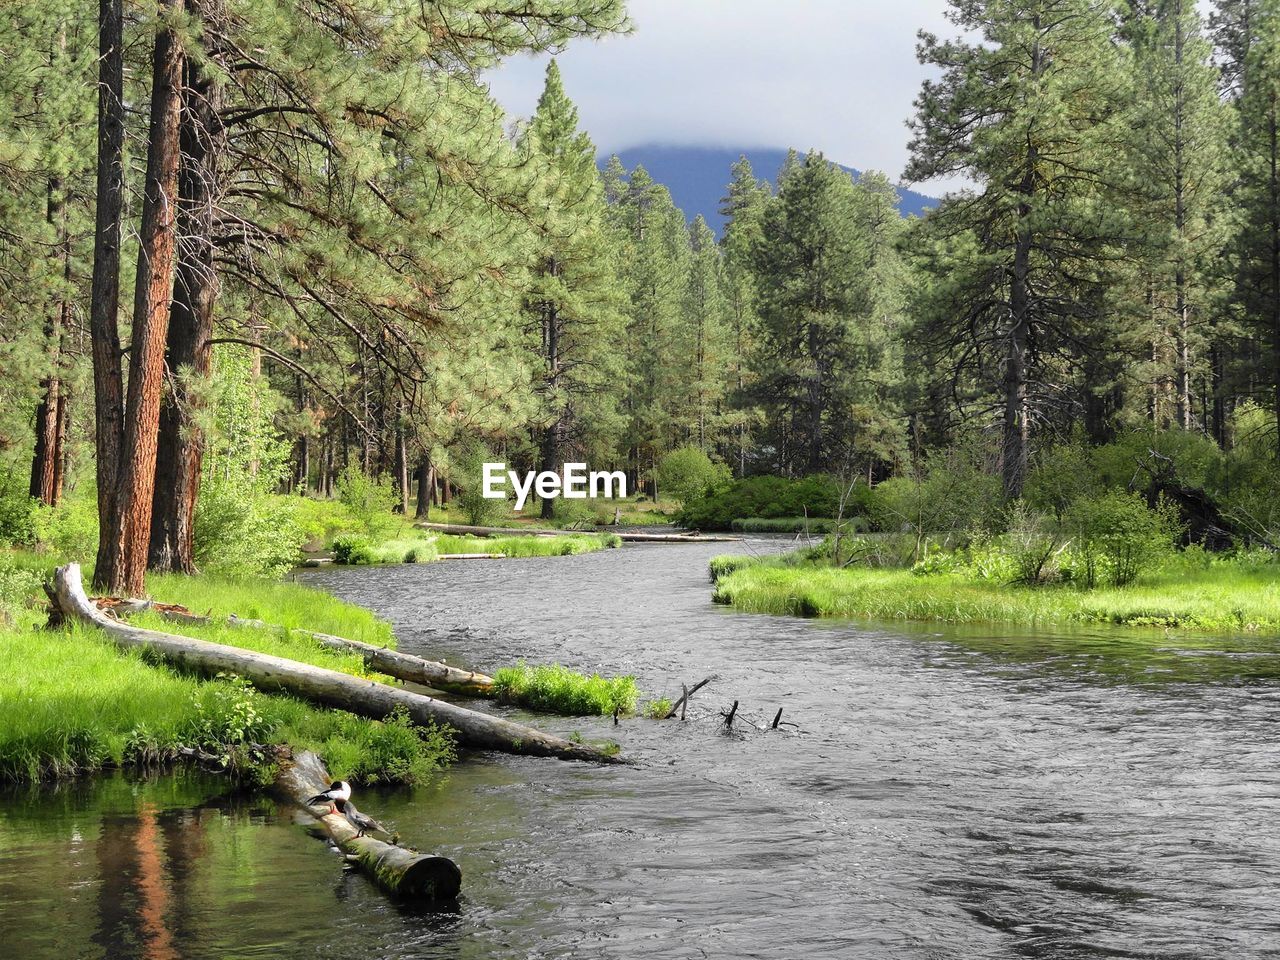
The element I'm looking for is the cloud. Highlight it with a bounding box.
[483,0,963,190]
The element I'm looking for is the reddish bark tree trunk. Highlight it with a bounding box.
[101,2,184,596]
[90,0,127,587]
[150,0,225,574]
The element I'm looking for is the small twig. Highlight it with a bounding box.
[680,684,688,721]
[772,707,783,730]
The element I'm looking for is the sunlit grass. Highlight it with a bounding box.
[712,559,1280,632]
[331,530,620,564]
[0,556,453,784]
[492,662,639,716]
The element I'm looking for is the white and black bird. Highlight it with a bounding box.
[333,797,392,840]
[306,780,351,807]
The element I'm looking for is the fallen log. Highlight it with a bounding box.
[53,563,618,763]
[414,521,742,543]
[276,750,461,900]
[226,615,495,697]
[95,597,494,697]
[438,552,503,560]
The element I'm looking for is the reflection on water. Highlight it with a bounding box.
[3,541,1279,958]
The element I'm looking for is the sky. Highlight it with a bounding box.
[483,1,965,192]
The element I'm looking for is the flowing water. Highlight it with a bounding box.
[4,540,1280,958]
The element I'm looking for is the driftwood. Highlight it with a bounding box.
[97,597,494,696]
[722,701,739,730]
[664,676,713,719]
[438,552,502,560]
[276,750,461,900]
[413,520,742,544]
[53,564,618,763]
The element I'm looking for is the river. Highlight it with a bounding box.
[3,540,1279,958]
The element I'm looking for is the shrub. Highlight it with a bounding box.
[31,493,99,559]
[0,471,35,546]
[194,480,306,579]
[677,474,850,530]
[336,464,399,537]
[331,534,376,565]
[999,502,1063,585]
[288,495,359,548]
[657,446,731,505]
[1064,492,1179,587]
[1025,441,1098,520]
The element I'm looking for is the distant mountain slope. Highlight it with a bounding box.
[601,144,937,233]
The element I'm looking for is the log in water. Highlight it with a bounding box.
[275,750,461,900]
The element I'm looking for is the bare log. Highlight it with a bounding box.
[92,596,494,696]
[276,750,461,900]
[53,563,617,763]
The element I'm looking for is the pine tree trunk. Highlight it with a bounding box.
[150,0,224,575]
[393,425,409,514]
[90,0,127,588]
[415,457,432,518]
[1004,179,1034,499]
[539,292,561,522]
[101,3,184,596]
[32,172,71,507]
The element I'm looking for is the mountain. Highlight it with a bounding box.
[600,144,937,234]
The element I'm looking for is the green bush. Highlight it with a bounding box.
[335,464,399,537]
[0,472,35,546]
[331,534,377,565]
[657,446,731,505]
[288,495,359,548]
[194,480,307,579]
[677,474,851,530]
[31,493,99,559]
[1064,492,1179,587]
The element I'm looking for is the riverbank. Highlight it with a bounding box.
[332,530,621,564]
[710,555,1280,631]
[0,566,455,784]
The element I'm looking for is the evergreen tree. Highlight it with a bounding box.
[680,215,732,452]
[748,151,871,474]
[718,156,770,473]
[1124,0,1231,435]
[521,60,625,518]
[906,0,1130,496]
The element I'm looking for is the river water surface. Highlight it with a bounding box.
[4,540,1280,958]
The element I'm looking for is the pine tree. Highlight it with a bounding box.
[681,215,732,451]
[718,157,770,472]
[1124,0,1231,435]
[1226,0,1280,457]
[748,151,871,474]
[610,164,691,490]
[521,60,625,518]
[906,0,1130,496]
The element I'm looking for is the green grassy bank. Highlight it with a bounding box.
[0,565,455,785]
[331,530,622,564]
[711,555,1280,632]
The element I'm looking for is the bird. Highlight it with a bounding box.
[333,797,392,840]
[306,780,351,807]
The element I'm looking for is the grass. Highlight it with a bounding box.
[711,556,1280,632]
[331,530,621,564]
[0,556,456,784]
[492,662,639,716]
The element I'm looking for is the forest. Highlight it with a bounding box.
[1,0,1279,602]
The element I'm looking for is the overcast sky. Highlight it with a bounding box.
[484,1,965,191]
